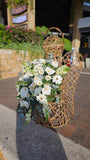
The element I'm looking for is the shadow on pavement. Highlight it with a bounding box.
[16,114,68,160]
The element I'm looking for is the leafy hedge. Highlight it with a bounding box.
[0,24,72,52]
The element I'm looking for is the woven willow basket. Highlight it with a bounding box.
[35,53,83,128]
[35,51,84,128]
[43,27,64,66]
[35,27,84,128]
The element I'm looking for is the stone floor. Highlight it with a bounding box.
[0,68,90,150]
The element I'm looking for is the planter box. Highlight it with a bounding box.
[0,49,43,79]
[86,58,90,68]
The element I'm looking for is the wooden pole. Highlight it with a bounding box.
[28,0,35,30]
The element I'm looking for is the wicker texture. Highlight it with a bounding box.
[43,27,64,65]
[36,27,84,128]
[36,53,83,128]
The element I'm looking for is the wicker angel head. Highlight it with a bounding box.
[43,27,64,66]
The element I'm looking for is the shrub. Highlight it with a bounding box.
[0,25,72,52]
[3,25,44,46]
[35,26,51,35]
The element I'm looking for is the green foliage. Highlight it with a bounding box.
[56,65,70,76]
[1,25,45,47]
[7,0,28,6]
[61,38,72,51]
[0,24,71,51]
[25,108,31,124]
[0,24,5,30]
[47,95,56,102]
[0,24,72,61]
[35,26,51,35]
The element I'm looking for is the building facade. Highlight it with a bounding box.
[0,0,90,54]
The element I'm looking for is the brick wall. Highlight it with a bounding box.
[0,49,43,79]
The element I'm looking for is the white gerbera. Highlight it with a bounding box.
[36,94,47,104]
[45,67,55,75]
[33,65,39,72]
[39,58,46,64]
[53,75,63,84]
[20,100,29,108]
[42,85,51,95]
[20,87,28,98]
[39,69,44,75]
[51,60,58,68]
[36,79,43,86]
[44,84,50,87]
[28,84,35,92]
[27,71,33,77]
[34,76,42,85]
[45,75,51,81]
[38,67,43,72]
[32,82,36,86]
[34,76,39,82]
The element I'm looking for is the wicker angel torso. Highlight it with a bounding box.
[43,35,64,64]
[36,27,84,128]
[43,27,64,66]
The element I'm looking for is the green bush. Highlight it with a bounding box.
[0,24,5,30]
[0,25,72,53]
[35,26,51,35]
[3,25,44,46]
[61,38,72,52]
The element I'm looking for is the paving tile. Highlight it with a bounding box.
[58,124,77,138]
[71,119,90,131]
[78,107,90,125]
[74,102,85,117]
[71,127,90,149]
[82,133,90,149]
[71,127,87,142]
[0,77,18,111]
[0,69,90,149]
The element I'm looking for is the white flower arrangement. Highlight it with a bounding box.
[16,58,70,124]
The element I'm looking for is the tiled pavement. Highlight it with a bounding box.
[0,68,90,150]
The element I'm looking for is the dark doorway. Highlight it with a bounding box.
[0,0,7,25]
[35,0,72,33]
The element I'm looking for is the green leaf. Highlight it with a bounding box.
[45,113,48,122]
[61,38,72,51]
[25,109,31,125]
[47,95,56,102]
